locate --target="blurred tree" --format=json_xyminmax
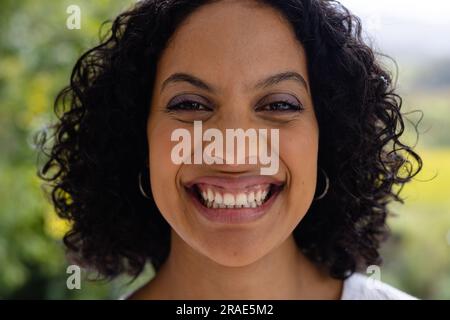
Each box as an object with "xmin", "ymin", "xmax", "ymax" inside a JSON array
[{"xmin": 0, "ymin": 0, "xmax": 146, "ymax": 299}]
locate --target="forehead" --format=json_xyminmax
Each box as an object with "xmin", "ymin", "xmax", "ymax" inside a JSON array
[{"xmin": 155, "ymin": 0, "xmax": 309, "ymax": 90}]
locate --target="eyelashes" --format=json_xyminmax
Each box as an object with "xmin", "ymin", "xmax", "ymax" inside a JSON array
[
  {"xmin": 166, "ymin": 100, "xmax": 213, "ymax": 112},
  {"xmin": 254, "ymin": 100, "xmax": 304, "ymax": 112},
  {"xmin": 165, "ymin": 95, "xmax": 304, "ymax": 114}
]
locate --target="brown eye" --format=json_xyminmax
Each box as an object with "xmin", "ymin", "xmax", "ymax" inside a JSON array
[
  {"xmin": 256, "ymin": 101, "xmax": 303, "ymax": 112},
  {"xmin": 167, "ymin": 100, "xmax": 212, "ymax": 111},
  {"xmin": 166, "ymin": 94, "xmax": 213, "ymax": 112},
  {"xmin": 255, "ymin": 93, "xmax": 304, "ymax": 113}
]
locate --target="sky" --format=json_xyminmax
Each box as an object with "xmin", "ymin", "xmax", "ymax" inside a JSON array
[
  {"xmin": 340, "ymin": 0, "xmax": 450, "ymax": 26},
  {"xmin": 339, "ymin": 0, "xmax": 450, "ymax": 61}
]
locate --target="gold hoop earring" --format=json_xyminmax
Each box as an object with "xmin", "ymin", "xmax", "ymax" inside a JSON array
[
  {"xmin": 138, "ymin": 171, "xmax": 152, "ymax": 199},
  {"xmin": 314, "ymin": 168, "xmax": 329, "ymax": 201}
]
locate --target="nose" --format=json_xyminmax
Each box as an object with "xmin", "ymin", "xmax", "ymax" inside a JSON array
[
  {"xmin": 196, "ymin": 100, "xmax": 279, "ymax": 175},
  {"xmin": 205, "ymin": 98, "xmax": 256, "ymax": 169},
  {"xmin": 213, "ymin": 95, "xmax": 254, "ymax": 128}
]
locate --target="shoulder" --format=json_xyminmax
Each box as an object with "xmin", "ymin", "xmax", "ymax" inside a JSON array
[
  {"xmin": 118, "ymin": 289, "xmax": 144, "ymax": 300},
  {"xmin": 341, "ymin": 273, "xmax": 417, "ymax": 300},
  {"xmin": 118, "ymin": 285, "xmax": 149, "ymax": 300},
  {"xmin": 118, "ymin": 280, "xmax": 165, "ymax": 300}
]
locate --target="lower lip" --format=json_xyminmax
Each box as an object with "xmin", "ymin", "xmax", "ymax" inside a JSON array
[{"xmin": 187, "ymin": 187, "xmax": 281, "ymax": 224}]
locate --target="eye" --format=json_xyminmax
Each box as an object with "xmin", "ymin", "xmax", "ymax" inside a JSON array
[
  {"xmin": 255, "ymin": 94, "xmax": 304, "ymax": 113},
  {"xmin": 256, "ymin": 101, "xmax": 303, "ymax": 112},
  {"xmin": 166, "ymin": 95, "xmax": 213, "ymax": 112},
  {"xmin": 167, "ymin": 101, "xmax": 211, "ymax": 111}
]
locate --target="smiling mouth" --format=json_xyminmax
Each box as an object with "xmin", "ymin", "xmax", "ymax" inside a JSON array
[
  {"xmin": 184, "ymin": 176, "xmax": 285, "ymax": 223},
  {"xmin": 188, "ymin": 183, "xmax": 283, "ymax": 209}
]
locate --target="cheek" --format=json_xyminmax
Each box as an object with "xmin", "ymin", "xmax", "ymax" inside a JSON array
[
  {"xmin": 147, "ymin": 119, "xmax": 182, "ymax": 221},
  {"xmin": 280, "ymin": 121, "xmax": 319, "ymax": 214}
]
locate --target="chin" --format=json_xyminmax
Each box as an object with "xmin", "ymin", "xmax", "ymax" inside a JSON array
[{"xmin": 187, "ymin": 227, "xmax": 282, "ymax": 268}]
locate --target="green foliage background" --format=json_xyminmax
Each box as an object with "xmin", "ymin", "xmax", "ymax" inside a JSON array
[{"xmin": 0, "ymin": 0, "xmax": 449, "ymax": 299}]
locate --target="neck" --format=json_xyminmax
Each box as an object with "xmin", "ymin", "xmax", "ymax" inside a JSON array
[{"xmin": 134, "ymin": 232, "xmax": 343, "ymax": 299}]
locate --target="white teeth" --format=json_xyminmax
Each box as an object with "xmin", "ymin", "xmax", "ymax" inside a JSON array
[
  {"xmin": 198, "ymin": 185, "xmax": 273, "ymax": 209},
  {"xmin": 262, "ymin": 190, "xmax": 268, "ymax": 200},
  {"xmin": 214, "ymin": 192, "xmax": 223, "ymax": 205},
  {"xmin": 248, "ymin": 191, "xmax": 255, "ymax": 203},
  {"xmin": 207, "ymin": 188, "xmax": 214, "ymax": 202},
  {"xmin": 235, "ymin": 193, "xmax": 247, "ymax": 206},
  {"xmin": 223, "ymin": 193, "xmax": 235, "ymax": 206},
  {"xmin": 255, "ymin": 190, "xmax": 262, "ymax": 202}
]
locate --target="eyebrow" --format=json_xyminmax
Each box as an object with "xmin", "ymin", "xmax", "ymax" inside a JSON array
[{"xmin": 160, "ymin": 71, "xmax": 309, "ymax": 93}]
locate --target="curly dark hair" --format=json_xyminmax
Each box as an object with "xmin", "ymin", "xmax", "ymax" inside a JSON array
[{"xmin": 37, "ymin": 0, "xmax": 422, "ymax": 280}]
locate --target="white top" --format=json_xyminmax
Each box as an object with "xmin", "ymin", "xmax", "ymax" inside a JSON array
[
  {"xmin": 341, "ymin": 273, "xmax": 417, "ymax": 300},
  {"xmin": 120, "ymin": 272, "xmax": 417, "ymax": 300}
]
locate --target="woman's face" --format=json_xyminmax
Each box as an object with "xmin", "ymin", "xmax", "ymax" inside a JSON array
[{"xmin": 147, "ymin": 0, "xmax": 319, "ymax": 267}]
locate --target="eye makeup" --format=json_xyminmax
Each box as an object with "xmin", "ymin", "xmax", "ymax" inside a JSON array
[
  {"xmin": 166, "ymin": 93, "xmax": 214, "ymax": 112},
  {"xmin": 255, "ymin": 92, "xmax": 304, "ymax": 113}
]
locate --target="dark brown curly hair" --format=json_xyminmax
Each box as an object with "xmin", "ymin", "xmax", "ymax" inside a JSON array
[{"xmin": 37, "ymin": 0, "xmax": 422, "ymax": 280}]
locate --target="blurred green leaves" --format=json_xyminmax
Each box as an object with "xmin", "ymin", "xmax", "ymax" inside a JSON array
[{"xmin": 0, "ymin": 0, "xmax": 140, "ymax": 299}]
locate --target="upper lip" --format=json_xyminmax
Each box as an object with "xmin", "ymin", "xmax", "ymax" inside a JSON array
[{"xmin": 184, "ymin": 175, "xmax": 284, "ymax": 190}]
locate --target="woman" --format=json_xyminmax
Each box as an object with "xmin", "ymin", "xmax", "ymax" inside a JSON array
[{"xmin": 38, "ymin": 0, "xmax": 422, "ymax": 299}]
